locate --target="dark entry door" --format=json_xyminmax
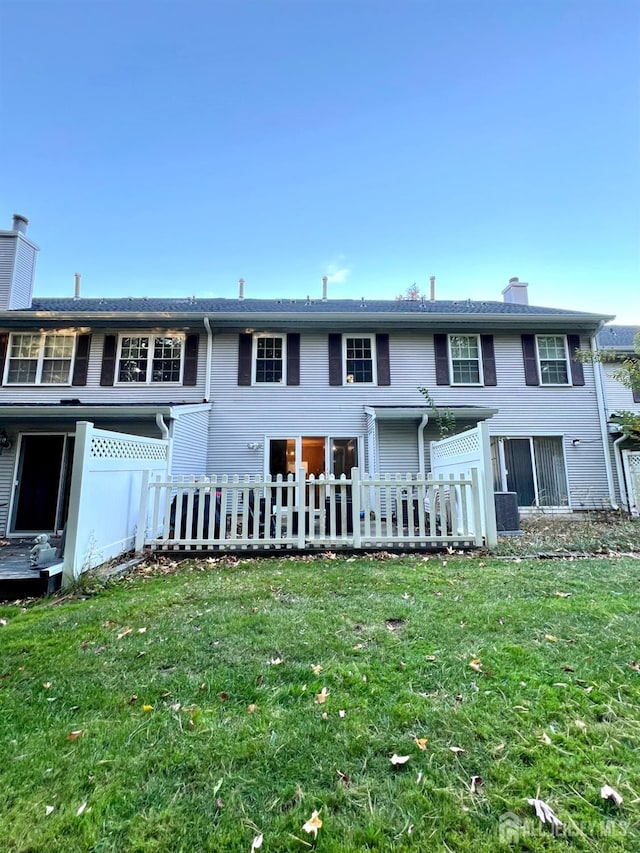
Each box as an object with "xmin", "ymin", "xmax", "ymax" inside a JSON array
[{"xmin": 12, "ymin": 434, "xmax": 67, "ymax": 532}]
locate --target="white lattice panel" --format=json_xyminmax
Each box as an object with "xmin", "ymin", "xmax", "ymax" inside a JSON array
[
  {"xmin": 90, "ymin": 436, "xmax": 167, "ymax": 461},
  {"xmin": 431, "ymin": 429, "xmax": 480, "ymax": 462}
]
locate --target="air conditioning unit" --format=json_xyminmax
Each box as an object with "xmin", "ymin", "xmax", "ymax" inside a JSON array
[{"xmin": 494, "ymin": 491, "xmax": 521, "ymax": 534}]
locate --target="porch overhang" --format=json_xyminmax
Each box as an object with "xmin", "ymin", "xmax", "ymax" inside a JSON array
[
  {"xmin": 364, "ymin": 405, "xmax": 498, "ymax": 422},
  {"xmin": 0, "ymin": 402, "xmax": 212, "ymax": 424}
]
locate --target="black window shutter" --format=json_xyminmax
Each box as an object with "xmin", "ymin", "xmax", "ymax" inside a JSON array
[
  {"xmin": 71, "ymin": 334, "xmax": 91, "ymax": 386},
  {"xmin": 567, "ymin": 334, "xmax": 585, "ymax": 386},
  {"xmin": 434, "ymin": 334, "xmax": 450, "ymax": 385},
  {"xmin": 480, "ymin": 335, "xmax": 497, "ymax": 386},
  {"xmin": 238, "ymin": 333, "xmax": 252, "ymax": 386},
  {"xmin": 100, "ymin": 335, "xmax": 117, "ymax": 386},
  {"xmin": 287, "ymin": 333, "xmax": 300, "ymax": 386},
  {"xmin": 521, "ymin": 335, "xmax": 539, "ymax": 386},
  {"xmin": 376, "ymin": 333, "xmax": 390, "ymax": 386},
  {"xmin": 328, "ymin": 333, "xmax": 342, "ymax": 386},
  {"xmin": 183, "ymin": 334, "xmax": 199, "ymax": 386},
  {"xmin": 0, "ymin": 333, "xmax": 8, "ymax": 380}
]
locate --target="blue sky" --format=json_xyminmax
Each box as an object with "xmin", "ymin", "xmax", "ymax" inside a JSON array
[{"xmin": 1, "ymin": 0, "xmax": 639, "ymax": 321}]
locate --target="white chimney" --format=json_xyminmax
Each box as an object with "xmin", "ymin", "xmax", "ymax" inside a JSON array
[
  {"xmin": 238, "ymin": 277, "xmax": 245, "ymax": 300},
  {"xmin": 74, "ymin": 273, "xmax": 81, "ymax": 299},
  {"xmin": 12, "ymin": 214, "xmax": 28, "ymax": 234},
  {"xmin": 502, "ymin": 276, "xmax": 528, "ymax": 305},
  {"xmin": 322, "ymin": 275, "xmax": 328, "ymax": 301}
]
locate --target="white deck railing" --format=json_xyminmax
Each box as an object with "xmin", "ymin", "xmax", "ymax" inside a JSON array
[{"xmin": 137, "ymin": 467, "xmax": 484, "ymax": 552}]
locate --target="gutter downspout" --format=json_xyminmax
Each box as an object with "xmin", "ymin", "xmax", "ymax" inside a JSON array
[
  {"xmin": 612, "ymin": 433, "xmax": 628, "ymax": 510},
  {"xmin": 203, "ymin": 317, "xmax": 213, "ymax": 402},
  {"xmin": 156, "ymin": 413, "xmax": 172, "ymax": 474},
  {"xmin": 590, "ymin": 334, "xmax": 618, "ymax": 509},
  {"xmin": 417, "ymin": 414, "xmax": 429, "ymax": 475}
]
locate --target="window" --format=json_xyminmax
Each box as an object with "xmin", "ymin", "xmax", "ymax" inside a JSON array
[
  {"xmin": 344, "ymin": 336, "xmax": 375, "ymax": 384},
  {"xmin": 492, "ymin": 436, "xmax": 569, "ymax": 507},
  {"xmin": 117, "ymin": 335, "xmax": 183, "ymax": 383},
  {"xmin": 449, "ymin": 334, "xmax": 482, "ymax": 384},
  {"xmin": 254, "ymin": 335, "xmax": 284, "ymax": 383},
  {"xmin": 5, "ymin": 332, "xmax": 75, "ymax": 385},
  {"xmin": 537, "ymin": 336, "xmax": 569, "ymax": 385}
]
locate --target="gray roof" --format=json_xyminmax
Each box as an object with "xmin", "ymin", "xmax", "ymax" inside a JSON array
[
  {"xmin": 26, "ymin": 296, "xmax": 605, "ymax": 317},
  {"xmin": 597, "ymin": 325, "xmax": 639, "ymax": 351}
]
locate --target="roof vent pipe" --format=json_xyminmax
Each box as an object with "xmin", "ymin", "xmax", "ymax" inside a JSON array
[
  {"xmin": 429, "ymin": 276, "xmax": 436, "ymax": 301},
  {"xmin": 12, "ymin": 214, "xmax": 28, "ymax": 235},
  {"xmin": 238, "ymin": 278, "xmax": 245, "ymax": 300},
  {"xmin": 74, "ymin": 273, "xmax": 81, "ymax": 299},
  {"xmin": 322, "ymin": 276, "xmax": 328, "ymax": 301}
]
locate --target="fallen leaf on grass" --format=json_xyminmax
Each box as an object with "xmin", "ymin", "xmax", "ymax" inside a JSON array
[
  {"xmin": 117, "ymin": 627, "xmax": 132, "ymax": 640},
  {"xmin": 470, "ymin": 776, "xmax": 483, "ymax": 793},
  {"xmin": 45, "ymin": 805, "xmax": 54, "ymax": 816},
  {"xmin": 311, "ymin": 664, "xmax": 323, "ymax": 675},
  {"xmin": 555, "ymin": 591, "xmax": 572, "ymax": 598},
  {"xmin": 353, "ymin": 643, "xmax": 365, "ymax": 650},
  {"xmin": 336, "ymin": 769, "xmax": 350, "ymax": 787},
  {"xmin": 544, "ymin": 634, "xmax": 557, "ymax": 643},
  {"xmin": 137, "ymin": 627, "xmax": 147, "ymax": 634},
  {"xmin": 269, "ymin": 657, "xmax": 283, "ymax": 666},
  {"xmin": 629, "ymin": 661, "xmax": 640, "ymax": 672},
  {"xmin": 528, "ymin": 798, "xmax": 562, "ymax": 828},
  {"xmin": 212, "ymin": 778, "xmax": 223, "ymax": 796},
  {"xmin": 315, "ymin": 687, "xmax": 328, "ymax": 705},
  {"xmin": 247, "ymin": 704, "xmax": 258, "ymax": 713},
  {"xmin": 574, "ymin": 720, "xmax": 587, "ymax": 731},
  {"xmin": 601, "ymin": 785, "xmax": 623, "ymax": 806},
  {"xmin": 425, "ymin": 655, "xmax": 437, "ymax": 662},
  {"xmin": 390, "ymin": 753, "xmax": 411, "ymax": 766},
  {"xmin": 76, "ymin": 801, "xmax": 87, "ymax": 816},
  {"xmin": 251, "ymin": 834, "xmax": 263, "ymax": 851},
  {"xmin": 416, "ymin": 771, "xmax": 423, "ymax": 784},
  {"xmin": 540, "ymin": 731, "xmax": 552, "ymax": 745},
  {"xmin": 321, "ymin": 712, "xmax": 328, "ymax": 720},
  {"xmin": 469, "ymin": 659, "xmax": 482, "ymax": 673},
  {"xmin": 0, "ymin": 619, "xmax": 7, "ymax": 627},
  {"xmin": 42, "ymin": 681, "xmax": 52, "ymax": 689},
  {"xmin": 449, "ymin": 746, "xmax": 465, "ymax": 754},
  {"xmin": 338, "ymin": 709, "xmax": 346, "ymax": 718},
  {"xmin": 513, "ymin": 705, "xmax": 529, "ymax": 712},
  {"xmin": 142, "ymin": 704, "xmax": 153, "ymax": 712},
  {"xmin": 67, "ymin": 730, "xmax": 83, "ymax": 741},
  {"xmin": 414, "ymin": 737, "xmax": 428, "ymax": 751},
  {"xmin": 302, "ymin": 810, "xmax": 322, "ymax": 839},
  {"xmin": 562, "ymin": 664, "xmax": 575, "ymax": 672}
]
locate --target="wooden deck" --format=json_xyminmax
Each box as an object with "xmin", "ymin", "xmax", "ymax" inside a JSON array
[{"xmin": 0, "ymin": 539, "xmax": 63, "ymax": 599}]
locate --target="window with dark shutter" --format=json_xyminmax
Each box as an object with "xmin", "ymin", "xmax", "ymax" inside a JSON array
[
  {"xmin": 328, "ymin": 334, "xmax": 342, "ymax": 386},
  {"xmin": 100, "ymin": 335, "xmax": 117, "ymax": 386},
  {"xmin": 287, "ymin": 333, "xmax": 300, "ymax": 386},
  {"xmin": 72, "ymin": 334, "xmax": 91, "ymax": 386},
  {"xmin": 0, "ymin": 333, "xmax": 8, "ymax": 380},
  {"xmin": 521, "ymin": 335, "xmax": 540, "ymax": 386},
  {"xmin": 434, "ymin": 334, "xmax": 450, "ymax": 385},
  {"xmin": 567, "ymin": 335, "xmax": 585, "ymax": 386},
  {"xmin": 481, "ymin": 335, "xmax": 497, "ymax": 386},
  {"xmin": 182, "ymin": 334, "xmax": 199, "ymax": 386},
  {"xmin": 376, "ymin": 334, "xmax": 390, "ymax": 386},
  {"xmin": 238, "ymin": 333, "xmax": 252, "ymax": 386}
]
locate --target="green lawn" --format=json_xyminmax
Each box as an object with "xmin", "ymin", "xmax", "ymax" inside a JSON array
[{"xmin": 1, "ymin": 553, "xmax": 639, "ymax": 851}]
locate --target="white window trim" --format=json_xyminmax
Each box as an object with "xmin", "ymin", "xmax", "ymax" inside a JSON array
[
  {"xmin": 115, "ymin": 333, "xmax": 185, "ymax": 385},
  {"xmin": 535, "ymin": 335, "xmax": 572, "ymax": 387},
  {"xmin": 448, "ymin": 333, "xmax": 483, "ymax": 386},
  {"xmin": 252, "ymin": 333, "xmax": 286, "ymax": 385},
  {"xmin": 3, "ymin": 331, "xmax": 77, "ymax": 386},
  {"xmin": 342, "ymin": 334, "xmax": 377, "ymax": 386}
]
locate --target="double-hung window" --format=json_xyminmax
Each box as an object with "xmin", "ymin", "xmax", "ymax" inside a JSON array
[
  {"xmin": 254, "ymin": 335, "xmax": 284, "ymax": 383},
  {"xmin": 344, "ymin": 336, "xmax": 375, "ymax": 384},
  {"xmin": 5, "ymin": 332, "xmax": 75, "ymax": 384},
  {"xmin": 536, "ymin": 336, "xmax": 569, "ymax": 385},
  {"xmin": 117, "ymin": 335, "xmax": 183, "ymax": 384},
  {"xmin": 449, "ymin": 334, "xmax": 482, "ymax": 384}
]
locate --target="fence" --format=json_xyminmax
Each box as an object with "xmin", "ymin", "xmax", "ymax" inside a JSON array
[
  {"xmin": 63, "ymin": 422, "xmax": 169, "ymax": 584},
  {"xmin": 137, "ymin": 466, "xmax": 485, "ymax": 553}
]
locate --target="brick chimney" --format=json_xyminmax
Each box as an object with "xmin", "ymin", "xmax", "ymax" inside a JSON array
[
  {"xmin": 0, "ymin": 214, "xmax": 39, "ymax": 310},
  {"xmin": 502, "ymin": 276, "xmax": 528, "ymax": 305}
]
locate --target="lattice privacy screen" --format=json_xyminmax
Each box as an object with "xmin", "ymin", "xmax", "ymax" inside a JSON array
[{"xmin": 90, "ymin": 435, "xmax": 167, "ymax": 461}]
